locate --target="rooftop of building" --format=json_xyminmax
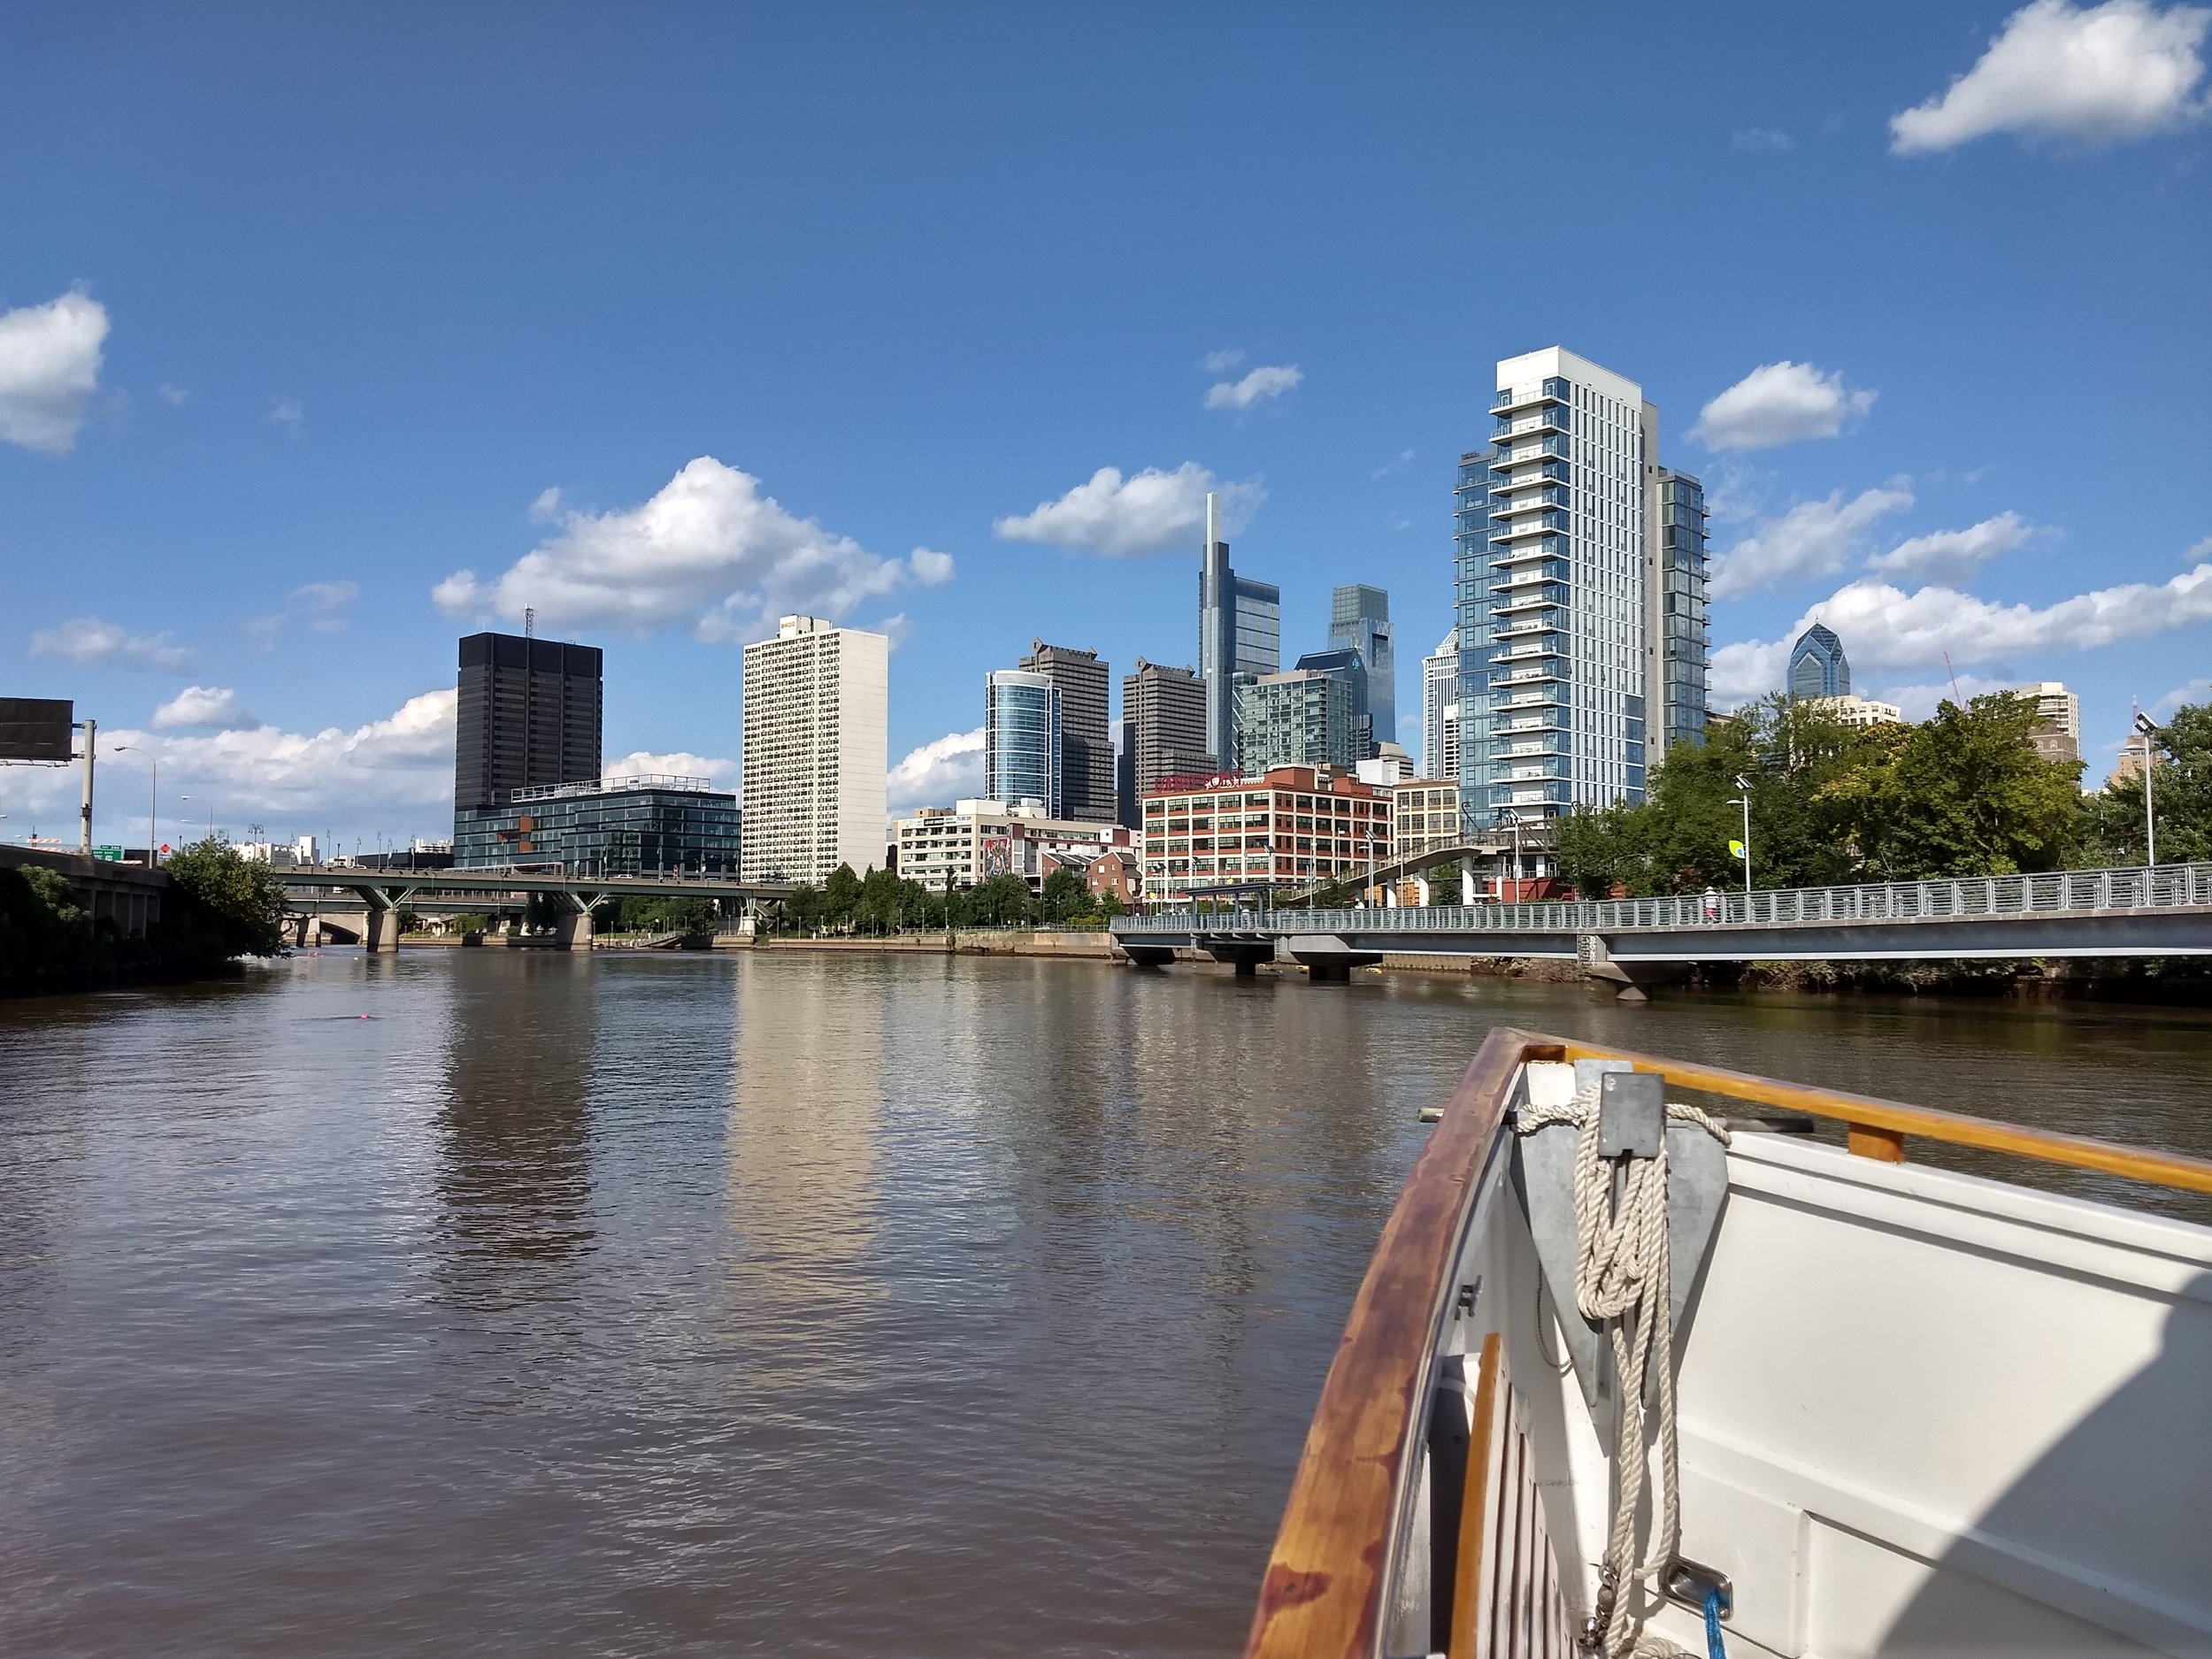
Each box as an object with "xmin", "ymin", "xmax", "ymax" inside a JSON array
[{"xmin": 507, "ymin": 773, "xmax": 729, "ymax": 803}]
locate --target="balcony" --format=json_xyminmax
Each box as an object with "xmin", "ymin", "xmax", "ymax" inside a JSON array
[
  {"xmin": 1493, "ymin": 408, "xmax": 1571, "ymax": 442},
  {"xmin": 1488, "ymin": 485, "xmax": 1568, "ymax": 518}
]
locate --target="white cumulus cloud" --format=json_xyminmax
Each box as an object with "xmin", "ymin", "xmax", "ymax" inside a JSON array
[
  {"xmin": 1205, "ymin": 364, "xmax": 1302, "ymax": 411},
  {"xmin": 910, "ymin": 547, "xmax": 956, "ymax": 587},
  {"xmin": 992, "ymin": 463, "xmax": 1263, "ymax": 557},
  {"xmin": 604, "ymin": 749, "xmax": 738, "ymax": 791},
  {"xmin": 1709, "ymin": 558, "xmax": 2212, "ymax": 702},
  {"xmin": 152, "ymin": 686, "xmax": 260, "ymax": 731},
  {"xmin": 30, "ymin": 615, "xmax": 193, "ymax": 672},
  {"xmin": 434, "ymin": 457, "xmax": 932, "ymax": 641},
  {"xmin": 1709, "ymin": 484, "xmax": 1916, "ymax": 598},
  {"xmin": 1866, "ymin": 511, "xmax": 2034, "ymax": 583},
  {"xmin": 887, "ymin": 726, "xmax": 986, "ymax": 814},
  {"xmin": 1691, "ymin": 361, "xmax": 1878, "ymax": 452},
  {"xmin": 0, "ymin": 290, "xmax": 109, "ymax": 455},
  {"xmin": 0, "ymin": 688, "xmax": 462, "ymax": 844},
  {"xmin": 1892, "ymin": 0, "xmax": 2210, "ymax": 153}
]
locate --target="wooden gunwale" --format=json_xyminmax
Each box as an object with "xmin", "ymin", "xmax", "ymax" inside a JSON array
[
  {"xmin": 1558, "ymin": 1037, "xmax": 2212, "ymax": 1195},
  {"xmin": 1242, "ymin": 1026, "xmax": 1551, "ymax": 1659},
  {"xmin": 1242, "ymin": 1026, "xmax": 2212, "ymax": 1659}
]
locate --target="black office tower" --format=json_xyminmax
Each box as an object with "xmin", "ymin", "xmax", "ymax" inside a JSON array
[
  {"xmin": 1018, "ymin": 640, "xmax": 1115, "ymax": 823},
  {"xmin": 454, "ymin": 633, "xmax": 603, "ymax": 811}
]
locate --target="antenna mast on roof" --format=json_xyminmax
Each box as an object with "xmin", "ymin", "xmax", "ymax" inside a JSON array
[
  {"xmin": 1943, "ymin": 651, "xmax": 1962, "ymax": 706},
  {"xmin": 524, "ymin": 606, "xmax": 535, "ymax": 639}
]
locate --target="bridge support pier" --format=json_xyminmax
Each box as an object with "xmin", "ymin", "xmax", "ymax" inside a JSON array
[
  {"xmin": 1287, "ymin": 934, "xmax": 1384, "ymax": 984},
  {"xmin": 1577, "ymin": 933, "xmax": 1686, "ymax": 1002},
  {"xmin": 1461, "ymin": 856, "xmax": 1479, "ymax": 906},
  {"xmin": 554, "ymin": 908, "xmax": 595, "ymax": 952},
  {"xmin": 365, "ymin": 908, "xmax": 403, "ymax": 953}
]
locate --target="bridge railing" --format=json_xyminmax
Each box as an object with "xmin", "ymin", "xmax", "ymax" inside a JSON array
[{"xmin": 1117, "ymin": 862, "xmax": 2212, "ymax": 936}]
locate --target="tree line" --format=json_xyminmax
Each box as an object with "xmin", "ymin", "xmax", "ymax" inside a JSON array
[
  {"xmin": 1555, "ymin": 691, "xmax": 2211, "ymax": 899},
  {"xmin": 772, "ymin": 864, "xmax": 1123, "ymax": 936}
]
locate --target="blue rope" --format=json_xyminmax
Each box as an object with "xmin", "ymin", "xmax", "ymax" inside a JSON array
[{"xmin": 1703, "ymin": 1586, "xmax": 1726, "ymax": 1659}]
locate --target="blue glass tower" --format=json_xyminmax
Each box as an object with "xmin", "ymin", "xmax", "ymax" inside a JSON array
[
  {"xmin": 1788, "ymin": 625, "xmax": 1851, "ymax": 700},
  {"xmin": 1328, "ymin": 585, "xmax": 1394, "ymax": 750},
  {"xmin": 984, "ymin": 669, "xmax": 1063, "ymax": 813}
]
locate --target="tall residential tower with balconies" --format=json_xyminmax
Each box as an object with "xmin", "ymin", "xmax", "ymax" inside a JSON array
[{"xmin": 1462, "ymin": 347, "xmax": 1708, "ymax": 825}]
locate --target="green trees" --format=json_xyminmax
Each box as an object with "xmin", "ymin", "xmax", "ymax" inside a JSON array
[
  {"xmin": 2, "ymin": 836, "xmax": 286, "ymax": 995},
  {"xmin": 1555, "ymin": 692, "xmax": 2087, "ymax": 898},
  {"xmin": 768, "ymin": 860, "xmax": 1118, "ymax": 935},
  {"xmin": 161, "ymin": 837, "xmax": 288, "ymax": 957},
  {"xmin": 2085, "ymin": 701, "xmax": 2212, "ymax": 865}
]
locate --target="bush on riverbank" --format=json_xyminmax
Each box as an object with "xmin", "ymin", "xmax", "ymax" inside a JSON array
[{"xmin": 0, "ymin": 838, "xmax": 288, "ymax": 997}]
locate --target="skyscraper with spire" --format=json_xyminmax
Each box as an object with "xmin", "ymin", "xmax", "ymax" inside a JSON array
[{"xmin": 1196, "ymin": 491, "xmax": 1279, "ymax": 769}]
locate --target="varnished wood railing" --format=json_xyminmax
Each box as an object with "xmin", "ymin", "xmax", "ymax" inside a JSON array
[
  {"xmin": 1556, "ymin": 1038, "xmax": 2212, "ymax": 1195},
  {"xmin": 1242, "ymin": 1027, "xmax": 2212, "ymax": 1659},
  {"xmin": 1244, "ymin": 1027, "xmax": 1552, "ymax": 1659}
]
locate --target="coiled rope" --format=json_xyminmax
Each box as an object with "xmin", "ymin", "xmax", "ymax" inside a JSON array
[{"xmin": 1517, "ymin": 1079, "xmax": 1729, "ymax": 1658}]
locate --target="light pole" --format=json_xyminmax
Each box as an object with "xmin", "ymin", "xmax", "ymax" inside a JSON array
[
  {"xmin": 179, "ymin": 795, "xmax": 215, "ymax": 840},
  {"xmin": 2133, "ymin": 710, "xmax": 2161, "ymax": 867},
  {"xmin": 111, "ymin": 746, "xmax": 157, "ymax": 865},
  {"xmin": 1730, "ymin": 774, "xmax": 1754, "ymax": 895},
  {"xmin": 1494, "ymin": 807, "xmax": 1525, "ymax": 902}
]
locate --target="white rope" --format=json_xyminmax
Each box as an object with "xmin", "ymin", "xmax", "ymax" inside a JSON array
[{"xmin": 1517, "ymin": 1079, "xmax": 1729, "ymax": 1658}]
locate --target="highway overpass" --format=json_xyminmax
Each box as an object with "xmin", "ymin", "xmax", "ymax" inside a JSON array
[{"xmin": 272, "ymin": 864, "xmax": 795, "ymax": 951}]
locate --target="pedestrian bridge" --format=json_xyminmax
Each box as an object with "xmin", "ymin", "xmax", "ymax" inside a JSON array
[
  {"xmin": 272, "ymin": 864, "xmax": 794, "ymax": 951},
  {"xmin": 1111, "ymin": 863, "xmax": 2212, "ymax": 996}
]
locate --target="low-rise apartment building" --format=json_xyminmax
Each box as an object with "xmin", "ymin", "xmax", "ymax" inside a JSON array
[
  {"xmin": 1140, "ymin": 765, "xmax": 1392, "ymax": 903},
  {"xmin": 894, "ymin": 799, "xmax": 1130, "ymax": 894}
]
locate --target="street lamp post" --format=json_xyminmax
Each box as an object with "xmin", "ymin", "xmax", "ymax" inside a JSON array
[
  {"xmin": 111, "ymin": 746, "xmax": 157, "ymax": 866},
  {"xmin": 2133, "ymin": 711, "xmax": 2161, "ymax": 867},
  {"xmin": 1730, "ymin": 774, "xmax": 1754, "ymax": 896}
]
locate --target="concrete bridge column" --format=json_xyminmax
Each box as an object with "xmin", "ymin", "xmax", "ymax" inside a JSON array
[
  {"xmin": 554, "ymin": 907, "xmax": 595, "ymax": 951},
  {"xmin": 1461, "ymin": 856, "xmax": 1478, "ymax": 906},
  {"xmin": 1411, "ymin": 872, "xmax": 1431, "ymax": 907},
  {"xmin": 365, "ymin": 908, "xmax": 403, "ymax": 953}
]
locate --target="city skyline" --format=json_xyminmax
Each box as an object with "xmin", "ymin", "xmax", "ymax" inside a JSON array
[{"xmin": 4, "ymin": 4, "xmax": 2209, "ymax": 851}]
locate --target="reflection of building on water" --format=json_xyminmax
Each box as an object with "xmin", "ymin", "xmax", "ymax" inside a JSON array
[
  {"xmin": 728, "ymin": 956, "xmax": 887, "ymax": 1343},
  {"xmin": 434, "ymin": 955, "xmax": 600, "ymax": 1293}
]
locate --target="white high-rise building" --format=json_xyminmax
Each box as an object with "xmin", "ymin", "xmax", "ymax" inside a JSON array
[
  {"xmin": 1422, "ymin": 631, "xmax": 1459, "ymax": 780},
  {"xmin": 741, "ymin": 616, "xmax": 889, "ymax": 882},
  {"xmin": 1470, "ymin": 347, "xmax": 1707, "ymax": 818}
]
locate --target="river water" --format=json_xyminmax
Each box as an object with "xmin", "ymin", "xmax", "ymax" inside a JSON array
[{"xmin": 2, "ymin": 950, "xmax": 2208, "ymax": 1657}]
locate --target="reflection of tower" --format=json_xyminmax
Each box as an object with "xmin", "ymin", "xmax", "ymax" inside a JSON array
[
  {"xmin": 728, "ymin": 956, "xmax": 886, "ymax": 1343},
  {"xmin": 434, "ymin": 954, "xmax": 600, "ymax": 1295}
]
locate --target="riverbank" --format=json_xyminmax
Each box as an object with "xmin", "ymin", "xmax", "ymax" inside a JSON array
[{"xmin": 733, "ymin": 930, "xmax": 2212, "ymax": 1006}]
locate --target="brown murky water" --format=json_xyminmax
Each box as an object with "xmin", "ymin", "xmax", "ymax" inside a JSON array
[{"xmin": 3, "ymin": 951, "xmax": 2207, "ymax": 1656}]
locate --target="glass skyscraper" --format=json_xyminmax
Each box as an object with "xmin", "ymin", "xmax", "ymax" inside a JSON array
[
  {"xmin": 1453, "ymin": 449, "xmax": 1494, "ymax": 833},
  {"xmin": 1788, "ymin": 624, "xmax": 1851, "ymax": 699},
  {"xmin": 1327, "ymin": 584, "xmax": 1394, "ymax": 749},
  {"xmin": 984, "ymin": 668, "xmax": 1063, "ymax": 813},
  {"xmin": 1198, "ymin": 491, "xmax": 1279, "ymax": 768},
  {"xmin": 1651, "ymin": 470, "xmax": 1710, "ymax": 755}
]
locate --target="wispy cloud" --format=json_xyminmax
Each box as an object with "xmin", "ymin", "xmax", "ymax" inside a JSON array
[
  {"xmin": 1865, "ymin": 511, "xmax": 2034, "ymax": 583},
  {"xmin": 1205, "ymin": 364, "xmax": 1302, "ymax": 412},
  {"xmin": 244, "ymin": 580, "xmax": 359, "ymax": 649},
  {"xmin": 30, "ymin": 615, "xmax": 192, "ymax": 672},
  {"xmin": 1892, "ymin": 0, "xmax": 2211, "ymax": 153},
  {"xmin": 1709, "ymin": 484, "xmax": 1915, "ymax": 597},
  {"xmin": 1732, "ymin": 127, "xmax": 1796, "ymax": 150},
  {"xmin": 1201, "ymin": 347, "xmax": 1245, "ymax": 373}
]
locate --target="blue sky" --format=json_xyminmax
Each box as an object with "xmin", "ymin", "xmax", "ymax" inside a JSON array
[{"xmin": 4, "ymin": 1, "xmax": 2208, "ymax": 853}]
